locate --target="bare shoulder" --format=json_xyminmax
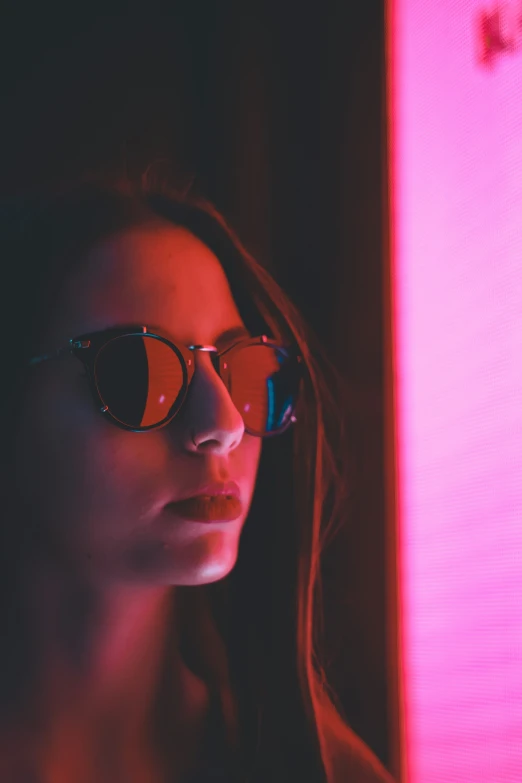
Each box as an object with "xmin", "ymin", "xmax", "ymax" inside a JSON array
[{"xmin": 324, "ymin": 719, "xmax": 397, "ymax": 783}]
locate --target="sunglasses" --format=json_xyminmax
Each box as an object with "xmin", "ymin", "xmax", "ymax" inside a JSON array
[{"xmin": 28, "ymin": 325, "xmax": 304, "ymax": 437}]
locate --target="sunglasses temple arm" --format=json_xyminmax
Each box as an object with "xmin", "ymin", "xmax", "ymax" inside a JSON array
[{"xmin": 28, "ymin": 343, "xmax": 74, "ymax": 366}]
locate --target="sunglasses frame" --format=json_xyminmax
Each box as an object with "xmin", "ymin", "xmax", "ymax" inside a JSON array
[{"xmin": 29, "ymin": 325, "xmax": 304, "ymax": 436}]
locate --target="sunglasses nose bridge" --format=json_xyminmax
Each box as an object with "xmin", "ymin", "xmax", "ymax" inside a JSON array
[
  {"xmin": 186, "ymin": 343, "xmax": 221, "ymax": 376},
  {"xmin": 187, "ymin": 344, "xmax": 218, "ymax": 354}
]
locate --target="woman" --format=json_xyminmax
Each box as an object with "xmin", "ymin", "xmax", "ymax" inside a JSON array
[{"xmin": 0, "ymin": 169, "xmax": 396, "ymax": 783}]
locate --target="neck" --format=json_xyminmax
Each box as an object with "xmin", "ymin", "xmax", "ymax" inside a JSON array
[{"xmin": 23, "ymin": 562, "xmax": 210, "ymax": 777}]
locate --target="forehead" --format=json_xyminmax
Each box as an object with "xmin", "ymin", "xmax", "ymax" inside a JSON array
[{"xmin": 49, "ymin": 221, "xmax": 245, "ymax": 345}]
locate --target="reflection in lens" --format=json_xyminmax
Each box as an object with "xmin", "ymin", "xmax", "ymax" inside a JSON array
[
  {"xmin": 227, "ymin": 344, "xmax": 298, "ymax": 434},
  {"xmin": 95, "ymin": 335, "xmax": 185, "ymax": 428}
]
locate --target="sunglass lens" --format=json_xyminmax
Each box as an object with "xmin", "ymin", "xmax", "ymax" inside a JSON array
[
  {"xmin": 225, "ymin": 344, "xmax": 299, "ymax": 435},
  {"xmin": 95, "ymin": 335, "xmax": 185, "ymax": 429}
]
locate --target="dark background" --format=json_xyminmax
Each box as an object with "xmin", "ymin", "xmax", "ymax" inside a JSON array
[{"xmin": 0, "ymin": 1, "xmax": 392, "ymax": 771}]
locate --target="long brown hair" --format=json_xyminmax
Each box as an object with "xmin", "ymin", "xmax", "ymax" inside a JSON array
[{"xmin": 0, "ymin": 167, "xmax": 358, "ymax": 782}]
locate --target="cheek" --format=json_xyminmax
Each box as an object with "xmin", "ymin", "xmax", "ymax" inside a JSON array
[{"xmin": 15, "ymin": 372, "xmax": 170, "ymax": 549}]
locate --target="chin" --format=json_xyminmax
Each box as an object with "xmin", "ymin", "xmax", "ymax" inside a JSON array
[
  {"xmin": 168, "ymin": 549, "xmax": 239, "ymax": 586},
  {"xmin": 104, "ymin": 530, "xmax": 239, "ymax": 586}
]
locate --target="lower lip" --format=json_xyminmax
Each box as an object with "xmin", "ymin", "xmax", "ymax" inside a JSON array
[{"xmin": 164, "ymin": 495, "xmax": 243, "ymax": 523}]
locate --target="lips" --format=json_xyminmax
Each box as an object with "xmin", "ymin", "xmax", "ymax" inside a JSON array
[
  {"xmin": 173, "ymin": 480, "xmax": 241, "ymax": 503},
  {"xmin": 165, "ymin": 480, "xmax": 242, "ymax": 522},
  {"xmin": 165, "ymin": 494, "xmax": 243, "ymax": 522}
]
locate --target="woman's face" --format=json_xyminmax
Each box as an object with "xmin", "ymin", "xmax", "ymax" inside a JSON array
[{"xmin": 15, "ymin": 220, "xmax": 263, "ymax": 587}]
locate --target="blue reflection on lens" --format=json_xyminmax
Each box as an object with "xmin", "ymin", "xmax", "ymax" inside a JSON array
[{"xmin": 266, "ymin": 379, "xmax": 275, "ymax": 431}]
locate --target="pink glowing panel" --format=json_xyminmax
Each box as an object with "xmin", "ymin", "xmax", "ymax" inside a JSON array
[{"xmin": 388, "ymin": 1, "xmax": 522, "ymax": 782}]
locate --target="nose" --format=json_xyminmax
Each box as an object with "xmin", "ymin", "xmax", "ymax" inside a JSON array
[{"xmin": 179, "ymin": 350, "xmax": 245, "ymax": 454}]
